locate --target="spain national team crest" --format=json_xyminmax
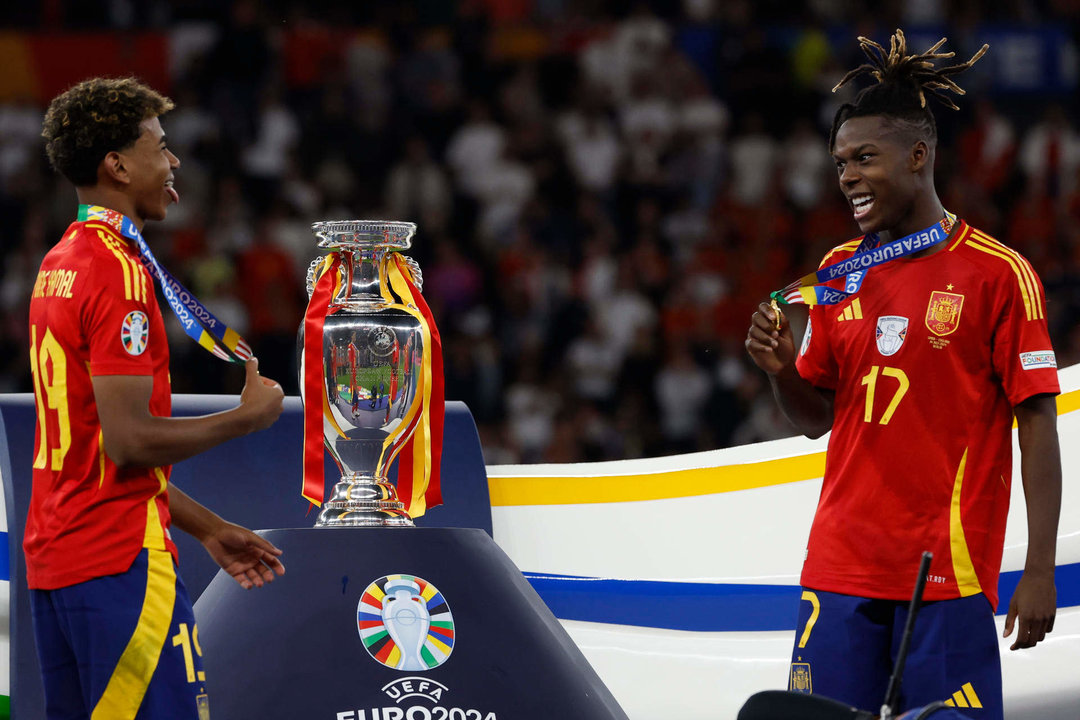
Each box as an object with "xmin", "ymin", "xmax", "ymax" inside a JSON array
[
  {"xmin": 358, "ymin": 574, "xmax": 455, "ymax": 671},
  {"xmin": 875, "ymin": 316, "xmax": 908, "ymax": 356},
  {"xmin": 789, "ymin": 662, "xmax": 812, "ymax": 694},
  {"xmin": 925, "ymin": 291, "xmax": 964, "ymax": 336},
  {"xmin": 196, "ymin": 693, "xmax": 210, "ymax": 720},
  {"xmin": 121, "ymin": 311, "xmax": 149, "ymax": 355}
]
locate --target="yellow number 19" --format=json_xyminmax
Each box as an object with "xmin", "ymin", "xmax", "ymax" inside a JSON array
[
  {"xmin": 172, "ymin": 622, "xmax": 206, "ymax": 683},
  {"xmin": 30, "ymin": 325, "xmax": 71, "ymax": 470}
]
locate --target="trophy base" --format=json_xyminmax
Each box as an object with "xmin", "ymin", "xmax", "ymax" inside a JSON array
[
  {"xmin": 314, "ymin": 478, "xmax": 415, "ymax": 528},
  {"xmin": 315, "ymin": 506, "xmax": 414, "ymax": 528}
]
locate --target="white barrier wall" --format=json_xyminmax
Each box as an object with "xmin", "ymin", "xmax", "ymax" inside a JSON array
[
  {"xmin": 0, "ymin": 366, "xmax": 1076, "ymax": 718},
  {"xmin": 488, "ymin": 364, "xmax": 1080, "ymax": 719}
]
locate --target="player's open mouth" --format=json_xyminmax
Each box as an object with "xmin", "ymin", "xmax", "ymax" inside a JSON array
[
  {"xmin": 165, "ymin": 179, "xmax": 179, "ymax": 204},
  {"xmin": 851, "ymin": 194, "xmax": 873, "ymax": 220}
]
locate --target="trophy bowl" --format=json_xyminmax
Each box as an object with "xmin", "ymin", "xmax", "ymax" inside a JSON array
[{"xmin": 300, "ymin": 220, "xmax": 425, "ymax": 527}]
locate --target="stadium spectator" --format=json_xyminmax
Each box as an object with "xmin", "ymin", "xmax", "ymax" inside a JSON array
[{"xmin": 0, "ymin": 1, "xmax": 1077, "ymax": 465}]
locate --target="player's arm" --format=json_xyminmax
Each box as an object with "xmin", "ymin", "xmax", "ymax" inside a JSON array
[
  {"xmin": 745, "ymin": 301, "xmax": 834, "ymax": 438},
  {"xmin": 169, "ymin": 485, "xmax": 284, "ymax": 589},
  {"xmin": 1004, "ymin": 392, "xmax": 1061, "ymax": 650},
  {"xmin": 93, "ymin": 357, "xmax": 283, "ymax": 468}
]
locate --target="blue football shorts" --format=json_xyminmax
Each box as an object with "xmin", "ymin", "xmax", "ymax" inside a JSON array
[
  {"xmin": 31, "ymin": 548, "xmax": 210, "ymax": 720},
  {"xmin": 787, "ymin": 589, "xmax": 1002, "ymax": 719}
]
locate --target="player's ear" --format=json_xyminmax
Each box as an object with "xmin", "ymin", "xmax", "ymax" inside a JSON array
[
  {"xmin": 100, "ymin": 151, "xmax": 129, "ymax": 185},
  {"xmin": 910, "ymin": 140, "xmax": 931, "ymax": 173}
]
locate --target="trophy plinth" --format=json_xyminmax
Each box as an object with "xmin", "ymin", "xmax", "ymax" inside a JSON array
[
  {"xmin": 301, "ymin": 220, "xmax": 425, "ymax": 528},
  {"xmin": 315, "ymin": 474, "xmax": 412, "ymax": 527}
]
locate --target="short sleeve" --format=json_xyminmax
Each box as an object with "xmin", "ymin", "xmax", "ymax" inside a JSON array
[
  {"xmin": 990, "ymin": 260, "xmax": 1060, "ymax": 405},
  {"xmin": 796, "ymin": 304, "xmax": 838, "ymax": 390},
  {"xmin": 82, "ymin": 251, "xmax": 156, "ymax": 377}
]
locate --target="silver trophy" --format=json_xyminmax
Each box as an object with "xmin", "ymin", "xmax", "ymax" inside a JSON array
[{"xmin": 301, "ymin": 220, "xmax": 425, "ymax": 527}]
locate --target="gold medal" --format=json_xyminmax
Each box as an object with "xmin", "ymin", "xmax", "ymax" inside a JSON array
[{"xmin": 769, "ymin": 297, "xmax": 784, "ymax": 331}]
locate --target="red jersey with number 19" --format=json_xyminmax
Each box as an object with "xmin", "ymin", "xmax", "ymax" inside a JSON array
[
  {"xmin": 25, "ymin": 219, "xmax": 178, "ymax": 590},
  {"xmin": 795, "ymin": 220, "xmax": 1059, "ymax": 609}
]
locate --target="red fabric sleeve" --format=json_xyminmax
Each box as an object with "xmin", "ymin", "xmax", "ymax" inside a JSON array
[
  {"xmin": 795, "ymin": 304, "xmax": 838, "ymax": 390},
  {"xmin": 82, "ymin": 253, "xmax": 156, "ymax": 377},
  {"xmin": 990, "ymin": 260, "xmax": 1060, "ymax": 405}
]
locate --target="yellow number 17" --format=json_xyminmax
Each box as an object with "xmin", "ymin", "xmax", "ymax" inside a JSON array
[
  {"xmin": 30, "ymin": 325, "xmax": 71, "ymax": 470},
  {"xmin": 860, "ymin": 365, "xmax": 909, "ymax": 425}
]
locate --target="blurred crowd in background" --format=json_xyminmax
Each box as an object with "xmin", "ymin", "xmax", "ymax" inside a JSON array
[{"xmin": 2, "ymin": 0, "xmax": 1079, "ymax": 464}]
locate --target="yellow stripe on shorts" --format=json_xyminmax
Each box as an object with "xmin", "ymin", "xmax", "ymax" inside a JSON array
[{"xmin": 92, "ymin": 549, "xmax": 177, "ymax": 720}]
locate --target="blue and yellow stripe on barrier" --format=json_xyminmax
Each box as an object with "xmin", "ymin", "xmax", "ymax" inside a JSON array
[
  {"xmin": 525, "ymin": 562, "xmax": 1080, "ymax": 632},
  {"xmin": 489, "ymin": 452, "xmax": 827, "ymax": 506},
  {"xmin": 491, "ymin": 387, "xmax": 1079, "ymax": 507}
]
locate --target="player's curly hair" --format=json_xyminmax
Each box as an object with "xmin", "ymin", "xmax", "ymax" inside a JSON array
[
  {"xmin": 827, "ymin": 30, "xmax": 988, "ymax": 151},
  {"xmin": 41, "ymin": 77, "xmax": 174, "ymax": 186}
]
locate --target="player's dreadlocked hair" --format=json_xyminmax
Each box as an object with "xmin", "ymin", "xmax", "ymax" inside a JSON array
[
  {"xmin": 42, "ymin": 77, "xmax": 174, "ymax": 186},
  {"xmin": 827, "ymin": 30, "xmax": 988, "ymax": 152}
]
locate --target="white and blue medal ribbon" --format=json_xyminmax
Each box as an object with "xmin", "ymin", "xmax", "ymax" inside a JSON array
[
  {"xmin": 772, "ymin": 211, "xmax": 957, "ymax": 308},
  {"xmin": 79, "ymin": 204, "xmax": 253, "ymax": 363}
]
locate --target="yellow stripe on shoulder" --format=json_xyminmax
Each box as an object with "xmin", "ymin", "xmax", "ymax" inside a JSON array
[
  {"xmin": 946, "ymin": 223, "xmax": 972, "ymax": 251},
  {"xmin": 965, "ymin": 230, "xmax": 1043, "ymax": 320},
  {"xmin": 84, "ymin": 221, "xmax": 125, "ymax": 242},
  {"xmin": 97, "ymin": 231, "xmax": 133, "ymax": 301},
  {"xmin": 819, "ymin": 239, "xmax": 862, "ymax": 268},
  {"xmin": 94, "ymin": 230, "xmax": 149, "ymax": 303},
  {"xmin": 969, "ymin": 230, "xmax": 1042, "ymax": 315}
]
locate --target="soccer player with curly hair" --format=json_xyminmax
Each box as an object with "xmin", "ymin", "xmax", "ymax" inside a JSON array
[
  {"xmin": 746, "ymin": 32, "xmax": 1061, "ymax": 718},
  {"xmin": 29, "ymin": 76, "xmax": 286, "ymax": 719}
]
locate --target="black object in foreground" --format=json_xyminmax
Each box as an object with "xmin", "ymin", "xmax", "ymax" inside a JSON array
[
  {"xmin": 881, "ymin": 550, "xmax": 934, "ymax": 719},
  {"xmin": 738, "ymin": 690, "xmax": 876, "ymax": 720}
]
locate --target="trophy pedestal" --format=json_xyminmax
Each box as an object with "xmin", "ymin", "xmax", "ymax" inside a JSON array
[
  {"xmin": 316, "ymin": 477, "xmax": 414, "ymax": 527},
  {"xmin": 194, "ymin": 527, "xmax": 628, "ymax": 720},
  {"xmin": 316, "ymin": 507, "xmax": 413, "ymax": 527}
]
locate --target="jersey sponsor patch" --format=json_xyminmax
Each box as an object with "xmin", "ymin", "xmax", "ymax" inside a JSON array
[
  {"xmin": 800, "ymin": 316, "xmax": 812, "ymax": 356},
  {"xmin": 1019, "ymin": 350, "xmax": 1056, "ymax": 370},
  {"xmin": 875, "ymin": 316, "xmax": 908, "ymax": 356},
  {"xmin": 121, "ymin": 311, "xmax": 149, "ymax": 355}
]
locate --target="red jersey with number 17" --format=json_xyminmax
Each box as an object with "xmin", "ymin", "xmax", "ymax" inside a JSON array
[
  {"xmin": 24, "ymin": 218, "xmax": 178, "ymax": 590},
  {"xmin": 795, "ymin": 220, "xmax": 1059, "ymax": 609}
]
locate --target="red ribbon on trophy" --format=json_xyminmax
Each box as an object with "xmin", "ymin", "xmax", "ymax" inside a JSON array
[
  {"xmin": 301, "ymin": 253, "xmax": 343, "ymax": 507},
  {"xmin": 385, "ymin": 253, "xmax": 444, "ymax": 516}
]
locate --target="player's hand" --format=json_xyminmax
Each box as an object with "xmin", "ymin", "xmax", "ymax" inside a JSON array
[
  {"xmin": 745, "ymin": 301, "xmax": 797, "ymax": 375},
  {"xmin": 1003, "ymin": 569, "xmax": 1055, "ymax": 650},
  {"xmin": 202, "ymin": 522, "xmax": 285, "ymax": 590},
  {"xmin": 240, "ymin": 357, "xmax": 284, "ymax": 432}
]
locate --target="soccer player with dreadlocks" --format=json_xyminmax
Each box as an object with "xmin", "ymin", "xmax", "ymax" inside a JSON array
[{"xmin": 746, "ymin": 31, "xmax": 1061, "ymax": 717}]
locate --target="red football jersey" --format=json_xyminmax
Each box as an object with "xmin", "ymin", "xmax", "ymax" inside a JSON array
[
  {"xmin": 25, "ymin": 218, "xmax": 177, "ymax": 590},
  {"xmin": 796, "ymin": 220, "xmax": 1059, "ymax": 608}
]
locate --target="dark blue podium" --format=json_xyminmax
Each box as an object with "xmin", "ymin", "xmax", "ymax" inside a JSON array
[
  {"xmin": 196, "ymin": 528, "xmax": 627, "ymax": 719},
  {"xmin": 2, "ymin": 395, "xmax": 626, "ymax": 718}
]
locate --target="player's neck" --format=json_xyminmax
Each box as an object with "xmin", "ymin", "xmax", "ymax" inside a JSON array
[
  {"xmin": 877, "ymin": 191, "xmax": 947, "ymax": 257},
  {"xmin": 75, "ymin": 187, "xmax": 145, "ymax": 231}
]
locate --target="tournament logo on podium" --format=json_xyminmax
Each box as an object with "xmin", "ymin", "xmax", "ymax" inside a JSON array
[{"xmin": 358, "ymin": 574, "xmax": 455, "ymax": 671}]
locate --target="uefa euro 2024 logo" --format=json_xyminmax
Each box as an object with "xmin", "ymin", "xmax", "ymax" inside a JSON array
[{"xmin": 358, "ymin": 575, "xmax": 455, "ymax": 671}]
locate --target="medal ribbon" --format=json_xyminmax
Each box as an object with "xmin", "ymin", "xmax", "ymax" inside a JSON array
[
  {"xmin": 382, "ymin": 254, "xmax": 444, "ymax": 517},
  {"xmin": 301, "ymin": 254, "xmax": 344, "ymax": 506},
  {"xmin": 77, "ymin": 204, "xmax": 253, "ymax": 363},
  {"xmin": 771, "ymin": 211, "xmax": 957, "ymax": 307}
]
